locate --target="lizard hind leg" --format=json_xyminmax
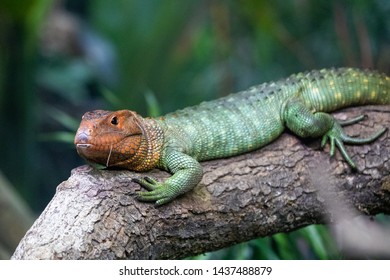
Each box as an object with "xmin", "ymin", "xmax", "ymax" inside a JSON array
[
  {"xmin": 283, "ymin": 99, "xmax": 387, "ymax": 169},
  {"xmin": 338, "ymin": 114, "xmax": 387, "ymax": 144},
  {"xmin": 321, "ymin": 115, "xmax": 387, "ymax": 169}
]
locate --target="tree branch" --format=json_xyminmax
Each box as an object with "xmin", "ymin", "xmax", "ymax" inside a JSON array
[{"xmin": 12, "ymin": 105, "xmax": 390, "ymax": 259}]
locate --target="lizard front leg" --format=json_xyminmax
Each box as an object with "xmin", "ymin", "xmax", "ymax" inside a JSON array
[
  {"xmin": 133, "ymin": 149, "xmax": 203, "ymax": 205},
  {"xmin": 283, "ymin": 98, "xmax": 387, "ymax": 168}
]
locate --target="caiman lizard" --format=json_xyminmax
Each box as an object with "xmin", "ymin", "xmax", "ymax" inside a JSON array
[{"xmin": 74, "ymin": 68, "xmax": 390, "ymax": 205}]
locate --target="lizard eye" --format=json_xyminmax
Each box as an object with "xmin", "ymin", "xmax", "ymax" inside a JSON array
[{"xmin": 111, "ymin": 116, "xmax": 119, "ymax": 125}]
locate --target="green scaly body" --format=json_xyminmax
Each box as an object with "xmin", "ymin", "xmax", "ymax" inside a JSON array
[
  {"xmin": 158, "ymin": 68, "xmax": 388, "ymax": 160},
  {"xmin": 74, "ymin": 68, "xmax": 390, "ymax": 205},
  {"xmin": 135, "ymin": 68, "xmax": 389, "ymax": 205}
]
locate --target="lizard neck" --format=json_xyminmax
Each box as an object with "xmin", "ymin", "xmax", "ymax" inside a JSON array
[{"xmin": 126, "ymin": 117, "xmax": 165, "ymax": 172}]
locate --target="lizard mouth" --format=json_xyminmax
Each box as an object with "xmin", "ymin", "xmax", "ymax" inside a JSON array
[
  {"xmin": 75, "ymin": 143, "xmax": 94, "ymax": 158},
  {"xmin": 74, "ymin": 141, "xmax": 97, "ymax": 160},
  {"xmin": 76, "ymin": 143, "xmax": 92, "ymax": 148},
  {"xmin": 75, "ymin": 133, "xmax": 143, "ymax": 168}
]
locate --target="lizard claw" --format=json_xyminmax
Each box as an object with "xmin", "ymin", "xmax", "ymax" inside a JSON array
[
  {"xmin": 133, "ymin": 177, "xmax": 175, "ymax": 205},
  {"xmin": 132, "ymin": 176, "xmax": 159, "ymax": 191},
  {"xmin": 321, "ymin": 116, "xmax": 387, "ymax": 169}
]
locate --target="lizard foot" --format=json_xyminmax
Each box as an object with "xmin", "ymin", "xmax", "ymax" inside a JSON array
[
  {"xmin": 321, "ymin": 115, "xmax": 387, "ymax": 169},
  {"xmin": 132, "ymin": 177, "xmax": 175, "ymax": 205}
]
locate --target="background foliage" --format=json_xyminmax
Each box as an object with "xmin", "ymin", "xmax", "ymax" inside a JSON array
[{"xmin": 0, "ymin": 0, "xmax": 389, "ymax": 259}]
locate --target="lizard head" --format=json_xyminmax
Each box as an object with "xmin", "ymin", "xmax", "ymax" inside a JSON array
[{"xmin": 74, "ymin": 109, "xmax": 155, "ymax": 170}]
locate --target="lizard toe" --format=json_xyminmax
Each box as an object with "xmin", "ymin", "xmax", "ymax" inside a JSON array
[
  {"xmin": 136, "ymin": 186, "xmax": 175, "ymax": 205},
  {"xmin": 132, "ymin": 177, "xmax": 160, "ymax": 191}
]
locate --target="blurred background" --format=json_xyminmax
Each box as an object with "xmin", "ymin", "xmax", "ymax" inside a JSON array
[{"xmin": 0, "ymin": 0, "xmax": 389, "ymax": 259}]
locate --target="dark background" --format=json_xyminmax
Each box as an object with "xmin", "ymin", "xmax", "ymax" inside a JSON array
[{"xmin": 0, "ymin": 0, "xmax": 389, "ymax": 259}]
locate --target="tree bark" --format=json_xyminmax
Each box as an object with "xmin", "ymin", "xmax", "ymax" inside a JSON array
[{"xmin": 12, "ymin": 105, "xmax": 390, "ymax": 259}]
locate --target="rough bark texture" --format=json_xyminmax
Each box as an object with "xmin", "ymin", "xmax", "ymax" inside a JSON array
[{"xmin": 12, "ymin": 105, "xmax": 390, "ymax": 260}]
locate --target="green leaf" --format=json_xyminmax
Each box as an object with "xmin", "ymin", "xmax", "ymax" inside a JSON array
[
  {"xmin": 101, "ymin": 87, "xmax": 121, "ymax": 108},
  {"xmin": 45, "ymin": 106, "xmax": 80, "ymax": 131},
  {"xmin": 38, "ymin": 131, "xmax": 75, "ymax": 143},
  {"xmin": 144, "ymin": 90, "xmax": 161, "ymax": 117}
]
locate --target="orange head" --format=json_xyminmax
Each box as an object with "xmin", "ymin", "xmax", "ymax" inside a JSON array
[{"xmin": 74, "ymin": 110, "xmax": 162, "ymax": 171}]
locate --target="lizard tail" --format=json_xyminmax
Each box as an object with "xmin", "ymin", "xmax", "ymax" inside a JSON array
[{"xmin": 299, "ymin": 68, "xmax": 390, "ymax": 112}]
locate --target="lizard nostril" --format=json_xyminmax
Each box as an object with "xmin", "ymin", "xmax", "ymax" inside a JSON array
[{"xmin": 74, "ymin": 131, "xmax": 90, "ymax": 145}]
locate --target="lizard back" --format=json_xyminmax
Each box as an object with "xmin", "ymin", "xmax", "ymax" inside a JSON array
[{"xmin": 158, "ymin": 68, "xmax": 390, "ymax": 161}]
